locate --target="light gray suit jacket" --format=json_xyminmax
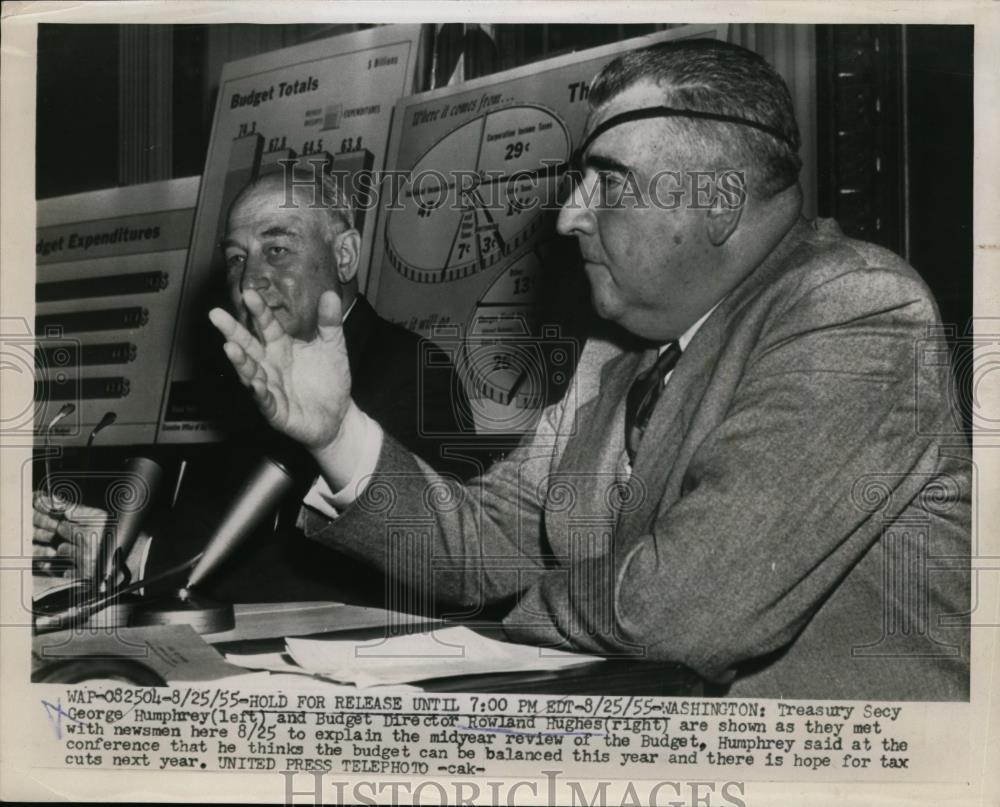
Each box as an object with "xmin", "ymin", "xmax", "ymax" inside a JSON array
[{"xmin": 303, "ymin": 218, "xmax": 970, "ymax": 700}]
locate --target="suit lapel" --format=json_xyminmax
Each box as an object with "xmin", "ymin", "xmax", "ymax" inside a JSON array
[
  {"xmin": 618, "ymin": 309, "xmax": 725, "ymax": 538},
  {"xmin": 342, "ymin": 295, "xmax": 375, "ymax": 383},
  {"xmin": 546, "ymin": 348, "xmax": 649, "ymax": 551},
  {"xmin": 615, "ymin": 217, "xmax": 813, "ymax": 543}
]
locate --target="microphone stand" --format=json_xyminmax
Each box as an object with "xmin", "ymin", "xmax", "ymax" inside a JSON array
[
  {"xmin": 34, "ymin": 453, "xmax": 300, "ymax": 636},
  {"xmin": 33, "ymin": 553, "xmax": 202, "ymax": 634},
  {"xmin": 83, "ymin": 411, "xmax": 116, "ymax": 502},
  {"xmin": 34, "ymin": 404, "xmax": 76, "ymax": 577},
  {"xmin": 42, "ymin": 403, "xmax": 75, "ymax": 505},
  {"xmin": 129, "ymin": 455, "xmax": 298, "ymax": 634}
]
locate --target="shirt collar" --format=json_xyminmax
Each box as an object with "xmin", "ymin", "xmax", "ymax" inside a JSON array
[
  {"xmin": 342, "ymin": 297, "xmax": 357, "ymax": 322},
  {"xmin": 661, "ymin": 299, "xmax": 723, "ymax": 356}
]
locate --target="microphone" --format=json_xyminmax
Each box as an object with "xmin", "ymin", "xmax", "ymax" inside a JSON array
[
  {"xmin": 86, "ymin": 411, "xmax": 117, "ymax": 450},
  {"xmin": 97, "ymin": 455, "xmax": 164, "ymax": 592},
  {"xmin": 171, "ymin": 459, "xmax": 188, "ymax": 508},
  {"xmin": 185, "ymin": 456, "xmax": 296, "ymax": 589},
  {"xmin": 45, "ymin": 402, "xmax": 76, "ymax": 431},
  {"xmin": 84, "ymin": 411, "xmax": 116, "ymax": 500},
  {"xmin": 42, "ymin": 403, "xmax": 75, "ymax": 504},
  {"xmin": 35, "ymin": 403, "xmax": 77, "ymax": 575}
]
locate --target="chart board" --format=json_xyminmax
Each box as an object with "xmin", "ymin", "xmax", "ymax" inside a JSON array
[
  {"xmin": 34, "ymin": 177, "xmax": 200, "ymax": 446},
  {"xmin": 369, "ymin": 24, "xmax": 725, "ymax": 432},
  {"xmin": 159, "ymin": 25, "xmax": 421, "ymax": 443}
]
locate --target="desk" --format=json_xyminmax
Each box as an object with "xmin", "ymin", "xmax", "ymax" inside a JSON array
[
  {"xmin": 33, "ymin": 600, "xmax": 703, "ymax": 696},
  {"xmin": 208, "ymin": 603, "xmax": 704, "ymax": 696}
]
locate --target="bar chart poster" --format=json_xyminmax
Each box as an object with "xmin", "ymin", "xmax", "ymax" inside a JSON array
[
  {"xmin": 368, "ymin": 24, "xmax": 723, "ymax": 432},
  {"xmin": 160, "ymin": 25, "xmax": 421, "ymax": 443},
  {"xmin": 34, "ymin": 177, "xmax": 200, "ymax": 446}
]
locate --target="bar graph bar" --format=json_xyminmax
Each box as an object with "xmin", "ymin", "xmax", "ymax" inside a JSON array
[
  {"xmin": 37, "ymin": 271, "xmax": 168, "ymax": 302},
  {"xmin": 35, "ymin": 342, "xmax": 137, "ymax": 367},
  {"xmin": 35, "ymin": 376, "xmax": 130, "ymax": 401},
  {"xmin": 36, "ymin": 307, "xmax": 148, "ymax": 334}
]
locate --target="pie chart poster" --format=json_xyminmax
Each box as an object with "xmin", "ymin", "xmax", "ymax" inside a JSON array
[{"xmin": 368, "ymin": 25, "xmax": 723, "ymax": 372}]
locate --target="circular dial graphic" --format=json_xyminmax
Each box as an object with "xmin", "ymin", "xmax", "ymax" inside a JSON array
[
  {"xmin": 386, "ymin": 104, "xmax": 570, "ymax": 284},
  {"xmin": 461, "ymin": 248, "xmax": 574, "ymax": 415},
  {"xmin": 386, "ymin": 103, "xmax": 572, "ymax": 419}
]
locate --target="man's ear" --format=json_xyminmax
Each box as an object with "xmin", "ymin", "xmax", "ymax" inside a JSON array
[
  {"xmin": 705, "ymin": 194, "xmax": 744, "ymax": 246},
  {"xmin": 333, "ymin": 228, "xmax": 361, "ymax": 284}
]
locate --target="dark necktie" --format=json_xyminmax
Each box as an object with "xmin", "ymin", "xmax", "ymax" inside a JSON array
[{"xmin": 625, "ymin": 341, "xmax": 682, "ymax": 464}]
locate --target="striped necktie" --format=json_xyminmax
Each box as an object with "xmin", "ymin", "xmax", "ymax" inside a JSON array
[{"xmin": 625, "ymin": 341, "xmax": 682, "ymax": 464}]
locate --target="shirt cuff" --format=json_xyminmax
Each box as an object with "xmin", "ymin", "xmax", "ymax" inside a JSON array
[
  {"xmin": 302, "ymin": 410, "xmax": 383, "ymax": 519},
  {"xmin": 130, "ymin": 531, "xmax": 153, "ymax": 595}
]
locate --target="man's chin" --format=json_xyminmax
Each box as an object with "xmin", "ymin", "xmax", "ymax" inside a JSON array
[{"xmin": 589, "ymin": 290, "xmax": 623, "ymax": 324}]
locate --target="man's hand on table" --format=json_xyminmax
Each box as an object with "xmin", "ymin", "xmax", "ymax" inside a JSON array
[
  {"xmin": 32, "ymin": 493, "xmax": 106, "ymax": 580},
  {"xmin": 32, "ymin": 493, "xmax": 147, "ymax": 585}
]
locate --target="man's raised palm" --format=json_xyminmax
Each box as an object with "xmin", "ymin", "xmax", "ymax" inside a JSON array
[{"xmin": 208, "ymin": 289, "xmax": 352, "ymax": 450}]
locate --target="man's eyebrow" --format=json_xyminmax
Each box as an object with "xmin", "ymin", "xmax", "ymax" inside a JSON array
[
  {"xmin": 582, "ymin": 152, "xmax": 634, "ymax": 176},
  {"xmin": 219, "ymin": 237, "xmax": 240, "ymax": 251},
  {"xmin": 261, "ymin": 225, "xmax": 299, "ymax": 238}
]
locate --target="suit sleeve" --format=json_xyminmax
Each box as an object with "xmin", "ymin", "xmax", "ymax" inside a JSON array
[
  {"xmin": 299, "ymin": 387, "xmax": 573, "ymax": 609},
  {"xmin": 501, "ymin": 267, "xmax": 964, "ymax": 681}
]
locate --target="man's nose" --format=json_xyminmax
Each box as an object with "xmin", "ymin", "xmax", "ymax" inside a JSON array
[
  {"xmin": 240, "ymin": 253, "xmax": 272, "ymax": 293},
  {"xmin": 556, "ymin": 175, "xmax": 597, "ymax": 238}
]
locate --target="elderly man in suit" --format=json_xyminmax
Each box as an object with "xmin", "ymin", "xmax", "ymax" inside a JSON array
[
  {"xmin": 212, "ymin": 39, "xmax": 970, "ymax": 699},
  {"xmin": 142, "ymin": 168, "xmax": 475, "ymax": 603},
  {"xmin": 34, "ymin": 168, "xmax": 473, "ymax": 604}
]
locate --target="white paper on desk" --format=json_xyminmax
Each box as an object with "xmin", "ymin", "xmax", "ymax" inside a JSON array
[
  {"xmin": 224, "ymin": 651, "xmax": 303, "ymax": 674},
  {"xmin": 285, "ymin": 626, "xmax": 601, "ymax": 688},
  {"xmin": 224, "ymin": 652, "xmax": 424, "ymax": 692},
  {"xmin": 262, "ymin": 673, "xmax": 422, "ymax": 693},
  {"xmin": 201, "ymin": 602, "xmax": 440, "ymax": 645},
  {"xmin": 33, "ymin": 624, "xmax": 254, "ymax": 683}
]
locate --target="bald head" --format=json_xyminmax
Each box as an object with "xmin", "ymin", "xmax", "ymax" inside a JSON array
[{"xmin": 229, "ymin": 167, "xmax": 355, "ymax": 237}]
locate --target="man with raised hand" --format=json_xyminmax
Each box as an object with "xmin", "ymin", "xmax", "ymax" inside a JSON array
[
  {"xmin": 35, "ymin": 168, "xmax": 472, "ymax": 604},
  {"xmin": 212, "ymin": 39, "xmax": 970, "ymax": 699}
]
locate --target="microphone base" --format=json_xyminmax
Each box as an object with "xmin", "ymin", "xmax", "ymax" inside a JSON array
[
  {"xmin": 33, "ymin": 580, "xmax": 98, "ymax": 616},
  {"xmin": 32, "ymin": 581, "xmax": 139, "ymax": 633},
  {"xmin": 129, "ymin": 588, "xmax": 234, "ymax": 634}
]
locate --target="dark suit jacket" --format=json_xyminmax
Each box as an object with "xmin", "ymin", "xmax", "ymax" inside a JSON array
[
  {"xmin": 303, "ymin": 219, "xmax": 971, "ymax": 700},
  {"xmin": 146, "ymin": 295, "xmax": 475, "ymax": 604}
]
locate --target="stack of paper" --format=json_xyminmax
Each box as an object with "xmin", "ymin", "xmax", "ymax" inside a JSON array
[
  {"xmin": 202, "ymin": 602, "xmax": 440, "ymax": 644},
  {"xmin": 282, "ymin": 626, "xmax": 601, "ymax": 688},
  {"xmin": 33, "ymin": 624, "xmax": 255, "ymax": 684}
]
